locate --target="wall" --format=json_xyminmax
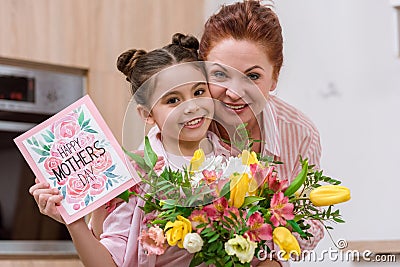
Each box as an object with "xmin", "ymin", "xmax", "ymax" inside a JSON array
[
  {"xmin": 275, "ymin": 1, "xmax": 400, "ymax": 266},
  {"xmin": 0, "ymin": 0, "xmax": 205, "ymax": 142}
]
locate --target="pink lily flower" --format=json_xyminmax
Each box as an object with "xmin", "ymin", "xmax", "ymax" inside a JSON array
[
  {"xmin": 245, "ymin": 212, "xmax": 273, "ymax": 242},
  {"xmin": 189, "ymin": 209, "xmax": 208, "ymax": 232},
  {"xmin": 202, "ymin": 169, "xmax": 222, "ymax": 184},
  {"xmin": 202, "ymin": 197, "xmax": 228, "ymax": 221},
  {"xmin": 268, "ymin": 172, "xmax": 289, "ymax": 192},
  {"xmin": 269, "ymin": 192, "xmax": 294, "ymax": 227}
]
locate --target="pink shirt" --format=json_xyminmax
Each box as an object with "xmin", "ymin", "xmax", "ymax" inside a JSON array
[
  {"xmin": 100, "ymin": 129, "xmax": 229, "ymax": 267},
  {"xmin": 209, "ymin": 95, "xmax": 324, "ymax": 266},
  {"xmin": 267, "ymin": 96, "xmax": 324, "ymax": 252}
]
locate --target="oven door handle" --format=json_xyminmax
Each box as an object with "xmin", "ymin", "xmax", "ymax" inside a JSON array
[{"xmin": 0, "ymin": 121, "xmax": 37, "ymax": 132}]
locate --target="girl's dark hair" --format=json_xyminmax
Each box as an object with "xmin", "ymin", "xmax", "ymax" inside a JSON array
[
  {"xmin": 117, "ymin": 33, "xmax": 199, "ymax": 105},
  {"xmin": 199, "ymin": 0, "xmax": 283, "ymax": 82}
]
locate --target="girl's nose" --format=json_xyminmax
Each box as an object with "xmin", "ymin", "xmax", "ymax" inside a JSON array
[{"xmin": 183, "ymin": 100, "xmax": 200, "ymax": 114}]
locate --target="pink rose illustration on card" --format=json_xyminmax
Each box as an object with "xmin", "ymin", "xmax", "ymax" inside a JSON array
[{"xmin": 14, "ymin": 95, "xmax": 138, "ymax": 224}]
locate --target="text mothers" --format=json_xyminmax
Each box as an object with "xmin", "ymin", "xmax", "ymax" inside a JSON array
[{"xmin": 52, "ymin": 138, "xmax": 106, "ymax": 183}]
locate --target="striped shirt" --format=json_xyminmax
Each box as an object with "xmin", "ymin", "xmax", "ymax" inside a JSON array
[
  {"xmin": 267, "ymin": 95, "xmax": 325, "ymax": 253},
  {"xmin": 210, "ymin": 95, "xmax": 325, "ymax": 264}
]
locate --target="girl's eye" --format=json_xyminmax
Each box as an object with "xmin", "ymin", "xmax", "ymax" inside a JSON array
[
  {"xmin": 247, "ymin": 73, "xmax": 260, "ymax": 80},
  {"xmin": 166, "ymin": 97, "xmax": 180, "ymax": 104},
  {"xmin": 194, "ymin": 89, "xmax": 205, "ymax": 96}
]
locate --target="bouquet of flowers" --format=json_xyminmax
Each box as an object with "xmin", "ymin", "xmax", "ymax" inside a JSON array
[{"xmin": 123, "ymin": 137, "xmax": 351, "ymax": 267}]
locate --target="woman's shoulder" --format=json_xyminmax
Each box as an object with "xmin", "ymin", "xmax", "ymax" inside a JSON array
[{"xmin": 269, "ymin": 95, "xmax": 319, "ymax": 134}]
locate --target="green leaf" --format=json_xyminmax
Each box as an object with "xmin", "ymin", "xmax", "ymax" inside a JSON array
[
  {"xmin": 41, "ymin": 133, "xmax": 53, "ymax": 143},
  {"xmin": 122, "ymin": 147, "xmax": 148, "ymax": 171},
  {"xmin": 46, "ymin": 130, "xmax": 55, "ymax": 139},
  {"xmin": 333, "ymin": 217, "xmax": 345, "ymax": 223},
  {"xmin": 32, "ymin": 137, "xmax": 39, "ymax": 146},
  {"xmin": 31, "ymin": 147, "xmax": 50, "ymax": 156},
  {"xmin": 189, "ymin": 254, "xmax": 204, "ymax": 267},
  {"xmin": 78, "ymin": 111, "xmax": 84, "ymax": 126},
  {"xmin": 219, "ymin": 181, "xmax": 231, "ymax": 198},
  {"xmin": 144, "ymin": 136, "xmax": 158, "ymax": 168},
  {"xmin": 85, "ymin": 128, "xmax": 98, "ymax": 134},
  {"xmin": 38, "ymin": 157, "xmax": 46, "ymax": 163},
  {"xmin": 284, "ymin": 159, "xmax": 308, "ymax": 196},
  {"xmin": 208, "ymin": 234, "xmax": 220, "ymax": 243},
  {"xmin": 27, "ymin": 139, "xmax": 32, "ymax": 145},
  {"xmin": 117, "ymin": 190, "xmax": 131, "ymax": 202},
  {"xmin": 82, "ymin": 119, "xmax": 90, "ymax": 128},
  {"xmin": 287, "ymin": 220, "xmax": 307, "ymax": 238},
  {"xmin": 246, "ymin": 205, "xmax": 260, "ymax": 219},
  {"xmin": 241, "ymin": 196, "xmax": 265, "ymax": 207}
]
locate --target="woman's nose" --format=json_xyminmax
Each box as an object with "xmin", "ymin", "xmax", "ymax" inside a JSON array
[{"xmin": 225, "ymin": 82, "xmax": 246, "ymax": 101}]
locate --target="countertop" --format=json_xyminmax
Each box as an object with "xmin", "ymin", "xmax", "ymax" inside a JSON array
[{"xmin": 0, "ymin": 240, "xmax": 79, "ymax": 259}]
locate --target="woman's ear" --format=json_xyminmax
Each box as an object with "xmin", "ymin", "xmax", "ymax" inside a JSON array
[
  {"xmin": 137, "ymin": 105, "xmax": 155, "ymax": 125},
  {"xmin": 269, "ymin": 80, "xmax": 277, "ymax": 92}
]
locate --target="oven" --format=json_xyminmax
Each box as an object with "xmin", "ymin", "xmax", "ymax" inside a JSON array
[{"xmin": 0, "ymin": 59, "xmax": 86, "ymax": 240}]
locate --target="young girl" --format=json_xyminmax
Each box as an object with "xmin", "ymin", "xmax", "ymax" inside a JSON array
[{"xmin": 29, "ymin": 33, "xmax": 229, "ymax": 267}]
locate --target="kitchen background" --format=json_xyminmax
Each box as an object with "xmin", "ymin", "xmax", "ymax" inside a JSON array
[{"xmin": 0, "ymin": 0, "xmax": 399, "ymax": 266}]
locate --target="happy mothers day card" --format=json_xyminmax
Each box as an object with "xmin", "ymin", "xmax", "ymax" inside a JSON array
[{"xmin": 14, "ymin": 95, "xmax": 138, "ymax": 224}]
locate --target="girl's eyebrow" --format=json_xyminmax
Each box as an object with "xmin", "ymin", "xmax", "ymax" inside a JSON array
[
  {"xmin": 191, "ymin": 82, "xmax": 207, "ymax": 90},
  {"xmin": 161, "ymin": 90, "xmax": 180, "ymax": 99},
  {"xmin": 160, "ymin": 82, "xmax": 206, "ymax": 99}
]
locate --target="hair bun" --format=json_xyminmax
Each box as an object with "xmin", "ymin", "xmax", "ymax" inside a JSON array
[
  {"xmin": 172, "ymin": 33, "xmax": 199, "ymax": 52},
  {"xmin": 116, "ymin": 49, "xmax": 147, "ymax": 79}
]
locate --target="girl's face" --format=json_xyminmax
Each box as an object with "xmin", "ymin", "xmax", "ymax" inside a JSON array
[
  {"xmin": 205, "ymin": 39, "xmax": 277, "ymax": 126},
  {"xmin": 143, "ymin": 64, "xmax": 214, "ymax": 144}
]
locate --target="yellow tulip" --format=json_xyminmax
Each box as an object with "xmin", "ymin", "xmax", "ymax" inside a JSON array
[
  {"xmin": 164, "ymin": 215, "xmax": 192, "ymax": 248},
  {"xmin": 309, "ymin": 185, "xmax": 351, "ymax": 207},
  {"xmin": 240, "ymin": 150, "xmax": 259, "ymax": 166},
  {"xmin": 190, "ymin": 148, "xmax": 205, "ymax": 172},
  {"xmin": 273, "ymin": 227, "xmax": 301, "ymax": 260},
  {"xmin": 229, "ymin": 172, "xmax": 250, "ymax": 208}
]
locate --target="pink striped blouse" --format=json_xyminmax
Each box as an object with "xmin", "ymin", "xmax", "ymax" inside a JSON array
[
  {"xmin": 267, "ymin": 95, "xmax": 325, "ymax": 252},
  {"xmin": 210, "ymin": 95, "xmax": 325, "ymax": 263}
]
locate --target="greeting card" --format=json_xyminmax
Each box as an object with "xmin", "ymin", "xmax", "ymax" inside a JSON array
[{"xmin": 14, "ymin": 95, "xmax": 138, "ymax": 224}]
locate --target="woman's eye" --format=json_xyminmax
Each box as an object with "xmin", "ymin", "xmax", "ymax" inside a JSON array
[
  {"xmin": 166, "ymin": 97, "xmax": 180, "ymax": 104},
  {"xmin": 194, "ymin": 89, "xmax": 205, "ymax": 96},
  {"xmin": 247, "ymin": 73, "xmax": 260, "ymax": 80},
  {"xmin": 212, "ymin": 71, "xmax": 227, "ymax": 79}
]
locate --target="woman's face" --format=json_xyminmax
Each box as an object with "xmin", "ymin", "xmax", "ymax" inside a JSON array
[{"xmin": 205, "ymin": 39, "xmax": 277, "ymax": 126}]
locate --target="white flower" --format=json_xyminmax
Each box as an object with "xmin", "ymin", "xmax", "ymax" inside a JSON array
[
  {"xmin": 190, "ymin": 172, "xmax": 203, "ymax": 188},
  {"xmin": 199, "ymin": 155, "xmax": 226, "ymax": 172},
  {"xmin": 183, "ymin": 233, "xmax": 204, "ymax": 253},
  {"xmin": 189, "ymin": 155, "xmax": 227, "ymax": 188},
  {"xmin": 223, "ymin": 157, "xmax": 250, "ymax": 178},
  {"xmin": 224, "ymin": 234, "xmax": 257, "ymax": 264}
]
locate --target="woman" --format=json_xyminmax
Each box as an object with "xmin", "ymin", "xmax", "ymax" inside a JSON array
[{"xmin": 199, "ymin": 0, "xmax": 324, "ymax": 265}]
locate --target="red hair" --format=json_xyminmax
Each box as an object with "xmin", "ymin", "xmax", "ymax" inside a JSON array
[{"xmin": 199, "ymin": 0, "xmax": 283, "ymax": 81}]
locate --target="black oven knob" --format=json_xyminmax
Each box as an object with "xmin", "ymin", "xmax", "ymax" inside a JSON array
[{"xmin": 46, "ymin": 90, "xmax": 58, "ymax": 103}]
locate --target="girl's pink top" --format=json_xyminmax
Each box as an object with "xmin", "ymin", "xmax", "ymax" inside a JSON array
[{"xmin": 99, "ymin": 129, "xmax": 229, "ymax": 267}]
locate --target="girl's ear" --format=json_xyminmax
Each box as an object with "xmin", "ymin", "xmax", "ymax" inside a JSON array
[{"xmin": 137, "ymin": 105, "xmax": 155, "ymax": 125}]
